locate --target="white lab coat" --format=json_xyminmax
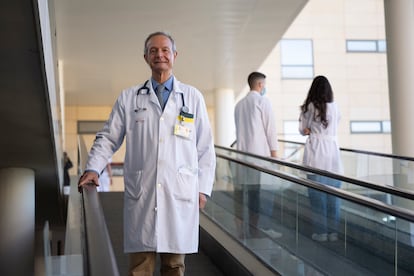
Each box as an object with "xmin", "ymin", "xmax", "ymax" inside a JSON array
[
  {"xmin": 299, "ymin": 102, "xmax": 343, "ymax": 173},
  {"xmin": 97, "ymin": 158, "xmax": 112, "ymax": 192},
  {"xmin": 234, "ymin": 91, "xmax": 278, "ymax": 156},
  {"xmin": 85, "ymin": 76, "xmax": 216, "ymax": 253}
]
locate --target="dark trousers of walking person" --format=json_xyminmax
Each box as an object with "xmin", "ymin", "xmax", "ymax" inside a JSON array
[{"xmin": 307, "ymin": 174, "xmax": 341, "ymax": 237}]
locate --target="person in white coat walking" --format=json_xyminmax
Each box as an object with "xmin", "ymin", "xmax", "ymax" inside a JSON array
[
  {"xmin": 234, "ymin": 72, "xmax": 278, "ymax": 158},
  {"xmin": 299, "ymin": 75, "xmax": 343, "ymax": 242},
  {"xmin": 78, "ymin": 31, "xmax": 216, "ymax": 276},
  {"xmin": 234, "ymin": 72, "xmax": 280, "ymax": 239}
]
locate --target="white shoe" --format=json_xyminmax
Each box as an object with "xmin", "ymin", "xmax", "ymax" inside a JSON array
[
  {"xmin": 262, "ymin": 229, "xmax": 282, "ymax": 239},
  {"xmin": 329, "ymin": 233, "xmax": 338, "ymax": 241},
  {"xmin": 312, "ymin": 233, "xmax": 328, "ymax": 242}
]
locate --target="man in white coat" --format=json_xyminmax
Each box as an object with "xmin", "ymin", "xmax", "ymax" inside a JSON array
[
  {"xmin": 78, "ymin": 31, "xmax": 216, "ymax": 276},
  {"xmin": 234, "ymin": 71, "xmax": 279, "ymax": 239},
  {"xmin": 234, "ymin": 72, "xmax": 278, "ymax": 158}
]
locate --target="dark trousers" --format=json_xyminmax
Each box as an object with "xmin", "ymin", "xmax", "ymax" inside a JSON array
[{"xmin": 307, "ymin": 174, "xmax": 341, "ymax": 234}]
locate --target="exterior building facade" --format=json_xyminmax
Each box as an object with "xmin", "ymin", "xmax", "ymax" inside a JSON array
[{"xmin": 258, "ymin": 0, "xmax": 391, "ymax": 153}]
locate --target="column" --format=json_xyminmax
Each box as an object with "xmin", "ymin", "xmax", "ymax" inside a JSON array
[
  {"xmin": 384, "ymin": 0, "xmax": 414, "ymax": 157},
  {"xmin": 384, "ymin": 0, "xmax": 414, "ymax": 239},
  {"xmin": 0, "ymin": 168, "xmax": 35, "ymax": 276},
  {"xmin": 214, "ymin": 88, "xmax": 236, "ymax": 147}
]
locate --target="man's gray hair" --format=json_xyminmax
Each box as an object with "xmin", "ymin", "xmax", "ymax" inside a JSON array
[{"xmin": 144, "ymin": 31, "xmax": 177, "ymax": 55}]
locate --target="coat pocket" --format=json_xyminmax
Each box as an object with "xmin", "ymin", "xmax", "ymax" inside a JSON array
[
  {"xmin": 175, "ymin": 166, "xmax": 198, "ymax": 202},
  {"xmin": 125, "ymin": 170, "xmax": 143, "ymax": 200}
]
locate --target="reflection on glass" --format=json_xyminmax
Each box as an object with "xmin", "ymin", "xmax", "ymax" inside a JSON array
[
  {"xmin": 205, "ymin": 153, "xmax": 414, "ymax": 275},
  {"xmin": 265, "ymin": 141, "xmax": 414, "ymax": 210}
]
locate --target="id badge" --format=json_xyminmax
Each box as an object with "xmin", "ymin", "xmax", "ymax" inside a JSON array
[{"xmin": 174, "ymin": 124, "xmax": 191, "ymax": 139}]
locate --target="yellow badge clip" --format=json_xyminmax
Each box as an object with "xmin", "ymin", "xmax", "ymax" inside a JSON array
[{"xmin": 178, "ymin": 115, "xmax": 194, "ymax": 123}]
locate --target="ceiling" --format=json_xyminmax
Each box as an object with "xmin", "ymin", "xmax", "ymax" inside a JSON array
[{"xmin": 54, "ymin": 0, "xmax": 309, "ymax": 107}]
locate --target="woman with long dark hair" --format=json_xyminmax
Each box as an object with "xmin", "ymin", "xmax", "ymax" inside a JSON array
[{"xmin": 299, "ymin": 75, "xmax": 343, "ymax": 242}]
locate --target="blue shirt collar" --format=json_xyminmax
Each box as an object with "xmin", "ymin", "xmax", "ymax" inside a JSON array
[{"xmin": 151, "ymin": 76, "xmax": 173, "ymax": 92}]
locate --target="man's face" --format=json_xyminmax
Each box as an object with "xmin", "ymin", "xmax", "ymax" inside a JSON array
[
  {"xmin": 257, "ymin": 79, "xmax": 266, "ymax": 90},
  {"xmin": 144, "ymin": 35, "xmax": 177, "ymax": 73}
]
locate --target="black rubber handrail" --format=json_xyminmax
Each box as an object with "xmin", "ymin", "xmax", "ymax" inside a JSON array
[
  {"xmin": 215, "ymin": 151, "xmax": 414, "ymax": 222},
  {"xmin": 78, "ymin": 135, "xmax": 120, "ymax": 276},
  {"xmin": 80, "ymin": 184, "xmax": 120, "ymax": 276}
]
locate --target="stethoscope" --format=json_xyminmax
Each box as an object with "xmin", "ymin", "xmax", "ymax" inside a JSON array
[{"xmin": 134, "ymin": 80, "xmax": 190, "ymax": 114}]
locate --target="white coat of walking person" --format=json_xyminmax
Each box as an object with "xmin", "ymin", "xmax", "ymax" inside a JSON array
[
  {"xmin": 299, "ymin": 75, "xmax": 343, "ymax": 243},
  {"xmin": 234, "ymin": 71, "xmax": 280, "ymax": 239},
  {"xmin": 234, "ymin": 72, "xmax": 278, "ymax": 158},
  {"xmin": 78, "ymin": 31, "xmax": 216, "ymax": 276}
]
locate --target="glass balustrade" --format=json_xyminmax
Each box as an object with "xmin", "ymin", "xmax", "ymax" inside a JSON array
[
  {"xmin": 278, "ymin": 140, "xmax": 414, "ymax": 195},
  {"xmin": 207, "ymin": 153, "xmax": 414, "ymax": 276}
]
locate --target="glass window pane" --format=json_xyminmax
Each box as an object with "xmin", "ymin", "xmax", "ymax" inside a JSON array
[
  {"xmin": 350, "ymin": 121, "xmax": 382, "ymax": 133},
  {"xmin": 382, "ymin": 121, "xmax": 391, "ymax": 133},
  {"xmin": 283, "ymin": 121, "xmax": 300, "ymax": 134},
  {"xmin": 281, "ymin": 39, "xmax": 313, "ymax": 65},
  {"xmin": 347, "ymin": 40, "xmax": 377, "ymax": 52},
  {"xmin": 378, "ymin": 40, "xmax": 387, "ymax": 52},
  {"xmin": 283, "ymin": 121, "xmax": 305, "ymax": 144}
]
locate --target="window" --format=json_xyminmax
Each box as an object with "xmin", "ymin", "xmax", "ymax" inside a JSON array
[
  {"xmin": 350, "ymin": 120, "xmax": 391, "ymax": 134},
  {"xmin": 377, "ymin": 40, "xmax": 387, "ymax": 52},
  {"xmin": 346, "ymin": 40, "xmax": 387, "ymax": 53},
  {"xmin": 283, "ymin": 121, "xmax": 306, "ymax": 142},
  {"xmin": 280, "ymin": 39, "xmax": 314, "ymax": 79},
  {"xmin": 381, "ymin": 121, "xmax": 391, "ymax": 133},
  {"xmin": 77, "ymin": 121, "xmax": 106, "ymax": 134}
]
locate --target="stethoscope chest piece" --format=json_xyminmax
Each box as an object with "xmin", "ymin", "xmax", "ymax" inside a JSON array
[{"xmin": 181, "ymin": 106, "xmax": 189, "ymax": 113}]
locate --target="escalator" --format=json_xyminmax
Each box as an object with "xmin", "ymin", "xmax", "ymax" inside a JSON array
[
  {"xmin": 99, "ymin": 192, "xmax": 226, "ymax": 276},
  {"xmin": 61, "ymin": 138, "xmax": 414, "ymax": 276},
  {"xmin": 211, "ymin": 145, "xmax": 414, "ymax": 275}
]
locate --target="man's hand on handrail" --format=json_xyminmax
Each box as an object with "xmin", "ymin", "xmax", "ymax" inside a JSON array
[{"xmin": 78, "ymin": 171, "xmax": 99, "ymax": 192}]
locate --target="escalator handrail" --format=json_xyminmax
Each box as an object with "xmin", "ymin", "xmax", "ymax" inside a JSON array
[
  {"xmin": 80, "ymin": 183, "xmax": 120, "ymax": 276},
  {"xmin": 215, "ymin": 145, "xmax": 414, "ymax": 201},
  {"xmin": 78, "ymin": 134, "xmax": 120, "ymax": 276},
  {"xmin": 215, "ymin": 151, "xmax": 414, "ymax": 222}
]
